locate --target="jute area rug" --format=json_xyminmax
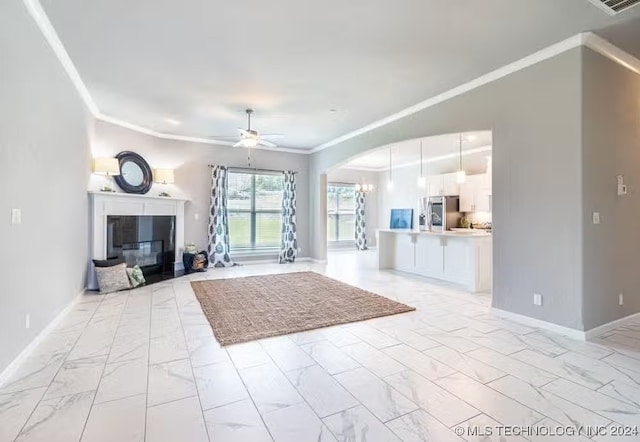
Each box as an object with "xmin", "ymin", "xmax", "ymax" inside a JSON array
[{"xmin": 191, "ymin": 271, "xmax": 415, "ymax": 346}]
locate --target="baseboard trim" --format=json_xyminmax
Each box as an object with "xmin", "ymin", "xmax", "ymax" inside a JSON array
[
  {"xmin": 0, "ymin": 288, "xmax": 87, "ymax": 386},
  {"xmin": 490, "ymin": 307, "xmax": 587, "ymax": 340},
  {"xmin": 491, "ymin": 308, "xmax": 640, "ymax": 341},
  {"xmin": 229, "ymin": 257, "xmax": 316, "ymax": 266},
  {"xmin": 584, "ymin": 311, "xmax": 640, "ymax": 340}
]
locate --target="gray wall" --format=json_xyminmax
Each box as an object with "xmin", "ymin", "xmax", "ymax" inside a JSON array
[
  {"xmin": 582, "ymin": 49, "xmax": 640, "ymax": 330},
  {"xmin": 310, "ymin": 48, "xmax": 585, "ymax": 329},
  {"xmin": 0, "ymin": 0, "xmax": 93, "ymax": 372},
  {"xmin": 93, "ymin": 120, "xmax": 311, "ymax": 257}
]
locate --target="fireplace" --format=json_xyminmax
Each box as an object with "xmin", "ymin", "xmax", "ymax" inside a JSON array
[
  {"xmin": 107, "ymin": 215, "xmax": 176, "ymax": 284},
  {"xmin": 88, "ymin": 191, "xmax": 188, "ymax": 290}
]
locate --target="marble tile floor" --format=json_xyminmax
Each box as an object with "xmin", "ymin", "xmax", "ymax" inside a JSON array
[{"xmin": 2, "ymin": 250, "xmax": 640, "ymax": 441}]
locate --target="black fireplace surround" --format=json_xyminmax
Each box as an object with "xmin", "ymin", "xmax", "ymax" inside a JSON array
[{"xmin": 106, "ymin": 215, "xmax": 176, "ymax": 284}]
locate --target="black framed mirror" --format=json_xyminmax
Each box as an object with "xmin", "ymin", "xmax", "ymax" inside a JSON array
[{"xmin": 113, "ymin": 151, "xmax": 153, "ymax": 194}]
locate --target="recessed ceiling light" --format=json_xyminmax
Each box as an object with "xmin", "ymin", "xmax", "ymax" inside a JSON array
[
  {"xmin": 329, "ymin": 109, "xmax": 338, "ymax": 113},
  {"xmin": 164, "ymin": 117, "xmax": 181, "ymax": 126}
]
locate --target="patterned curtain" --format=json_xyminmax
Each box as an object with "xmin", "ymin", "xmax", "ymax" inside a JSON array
[
  {"xmin": 207, "ymin": 166, "xmax": 236, "ymax": 267},
  {"xmin": 279, "ymin": 171, "xmax": 298, "ymax": 263},
  {"xmin": 355, "ymin": 190, "xmax": 368, "ymax": 250}
]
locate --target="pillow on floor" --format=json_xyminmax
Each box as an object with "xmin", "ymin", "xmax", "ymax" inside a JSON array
[
  {"xmin": 95, "ymin": 263, "xmax": 131, "ymax": 294},
  {"xmin": 126, "ymin": 265, "xmax": 146, "ymax": 288}
]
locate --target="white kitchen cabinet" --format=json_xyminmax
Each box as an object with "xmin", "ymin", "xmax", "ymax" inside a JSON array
[
  {"xmin": 459, "ymin": 174, "xmax": 491, "ymax": 213},
  {"xmin": 377, "ymin": 229, "xmax": 492, "ymax": 292},
  {"xmin": 393, "ymin": 233, "xmax": 415, "ymax": 273},
  {"xmin": 415, "ymin": 234, "xmax": 444, "ymax": 278},
  {"xmin": 442, "ymin": 173, "xmax": 460, "ymax": 196},
  {"xmin": 427, "ymin": 176, "xmax": 443, "ymax": 197},
  {"xmin": 427, "ymin": 173, "xmax": 459, "ymax": 197},
  {"xmin": 442, "ymin": 236, "xmax": 471, "ymax": 283}
]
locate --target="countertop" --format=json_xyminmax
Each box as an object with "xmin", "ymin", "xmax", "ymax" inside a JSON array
[{"xmin": 377, "ymin": 228, "xmax": 491, "ymax": 238}]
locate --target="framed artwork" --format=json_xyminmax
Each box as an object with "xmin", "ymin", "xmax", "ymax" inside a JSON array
[{"xmin": 390, "ymin": 209, "xmax": 413, "ymax": 229}]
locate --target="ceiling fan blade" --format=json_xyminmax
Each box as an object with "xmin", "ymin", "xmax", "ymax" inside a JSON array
[
  {"xmin": 258, "ymin": 139, "xmax": 278, "ymax": 148},
  {"xmin": 260, "ymin": 133, "xmax": 285, "ymax": 139},
  {"xmin": 233, "ymin": 140, "xmax": 244, "ymax": 147},
  {"xmin": 207, "ymin": 135, "xmax": 240, "ymax": 139}
]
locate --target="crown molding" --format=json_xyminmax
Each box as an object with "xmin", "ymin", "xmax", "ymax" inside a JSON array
[
  {"xmin": 582, "ymin": 32, "xmax": 640, "ymax": 75},
  {"xmin": 311, "ymin": 32, "xmax": 640, "ymax": 154},
  {"xmin": 24, "ymin": 0, "xmax": 311, "ymax": 155},
  {"xmin": 24, "ymin": 0, "xmax": 98, "ymax": 115},
  {"xmin": 25, "ymin": 0, "xmax": 640, "ymax": 158},
  {"xmin": 95, "ymin": 114, "xmax": 310, "ymax": 155}
]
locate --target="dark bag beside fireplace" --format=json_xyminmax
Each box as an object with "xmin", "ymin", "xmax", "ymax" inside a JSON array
[{"xmin": 183, "ymin": 251, "xmax": 209, "ymax": 274}]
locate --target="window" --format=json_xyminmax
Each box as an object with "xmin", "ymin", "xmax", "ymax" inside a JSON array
[
  {"xmin": 227, "ymin": 172, "xmax": 283, "ymax": 250},
  {"xmin": 327, "ymin": 183, "xmax": 356, "ymax": 243}
]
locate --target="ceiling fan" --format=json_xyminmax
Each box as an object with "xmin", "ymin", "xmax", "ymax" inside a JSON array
[{"xmin": 210, "ymin": 109, "xmax": 283, "ymax": 148}]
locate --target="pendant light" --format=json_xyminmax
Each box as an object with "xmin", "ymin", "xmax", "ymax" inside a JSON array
[
  {"xmin": 417, "ymin": 139, "xmax": 427, "ymax": 189},
  {"xmin": 456, "ymin": 133, "xmax": 466, "ymax": 184},
  {"xmin": 387, "ymin": 146, "xmax": 394, "ymax": 190}
]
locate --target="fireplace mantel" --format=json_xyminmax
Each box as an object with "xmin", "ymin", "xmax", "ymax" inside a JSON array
[{"xmin": 88, "ymin": 191, "xmax": 189, "ymax": 290}]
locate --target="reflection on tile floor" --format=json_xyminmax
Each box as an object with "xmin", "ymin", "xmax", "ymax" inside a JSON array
[{"xmin": 1, "ymin": 250, "xmax": 640, "ymax": 441}]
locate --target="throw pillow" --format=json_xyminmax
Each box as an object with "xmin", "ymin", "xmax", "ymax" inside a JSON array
[
  {"xmin": 92, "ymin": 256, "xmax": 125, "ymax": 268},
  {"xmin": 95, "ymin": 263, "xmax": 131, "ymax": 294},
  {"xmin": 126, "ymin": 265, "xmax": 146, "ymax": 288}
]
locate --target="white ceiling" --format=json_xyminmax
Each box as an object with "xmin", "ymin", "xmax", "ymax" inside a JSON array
[
  {"xmin": 39, "ymin": 0, "xmax": 640, "ymax": 150},
  {"xmin": 341, "ymin": 131, "xmax": 492, "ymax": 170}
]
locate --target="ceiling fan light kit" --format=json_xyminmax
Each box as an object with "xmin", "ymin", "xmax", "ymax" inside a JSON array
[
  {"xmin": 208, "ymin": 108, "xmax": 282, "ymax": 149},
  {"xmin": 233, "ymin": 109, "xmax": 280, "ymax": 149}
]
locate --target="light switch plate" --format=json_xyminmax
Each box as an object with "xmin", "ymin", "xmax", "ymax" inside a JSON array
[
  {"xmin": 11, "ymin": 209, "xmax": 21, "ymax": 225},
  {"xmin": 618, "ymin": 184, "xmax": 627, "ymax": 196},
  {"xmin": 592, "ymin": 212, "xmax": 600, "ymax": 225}
]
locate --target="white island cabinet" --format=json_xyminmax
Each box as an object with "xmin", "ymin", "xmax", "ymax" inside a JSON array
[{"xmin": 377, "ymin": 229, "xmax": 492, "ymax": 292}]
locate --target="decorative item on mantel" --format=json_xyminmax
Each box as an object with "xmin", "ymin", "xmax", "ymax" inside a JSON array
[
  {"xmin": 113, "ymin": 151, "xmax": 153, "ymax": 194},
  {"xmin": 92, "ymin": 158, "xmax": 120, "ymax": 192},
  {"xmin": 153, "ymin": 168, "xmax": 175, "ymax": 197}
]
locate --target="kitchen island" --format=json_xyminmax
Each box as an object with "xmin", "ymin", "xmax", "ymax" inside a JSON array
[{"xmin": 377, "ymin": 229, "xmax": 492, "ymax": 292}]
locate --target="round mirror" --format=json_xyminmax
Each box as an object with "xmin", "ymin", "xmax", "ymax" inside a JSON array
[
  {"xmin": 121, "ymin": 161, "xmax": 144, "ymax": 186},
  {"xmin": 113, "ymin": 151, "xmax": 153, "ymax": 194}
]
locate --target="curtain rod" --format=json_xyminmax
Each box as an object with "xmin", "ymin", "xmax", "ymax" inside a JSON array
[{"xmin": 208, "ymin": 165, "xmax": 298, "ymax": 174}]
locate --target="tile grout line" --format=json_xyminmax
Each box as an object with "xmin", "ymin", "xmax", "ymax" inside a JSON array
[
  {"xmin": 225, "ymin": 350, "xmax": 277, "ymax": 442},
  {"xmin": 328, "ymin": 365, "xmax": 428, "ymax": 437},
  {"xmin": 78, "ymin": 290, "xmax": 132, "ymax": 441},
  {"xmin": 141, "ymin": 286, "xmax": 154, "ymax": 442},
  {"xmin": 172, "ymin": 280, "xmax": 214, "ymax": 442},
  {"xmin": 256, "ymin": 334, "xmax": 367, "ymax": 439},
  {"xmin": 12, "ymin": 292, "xmax": 109, "ymax": 440}
]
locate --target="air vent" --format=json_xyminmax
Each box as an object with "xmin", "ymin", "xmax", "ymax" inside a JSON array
[{"xmin": 587, "ymin": 0, "xmax": 640, "ymax": 15}]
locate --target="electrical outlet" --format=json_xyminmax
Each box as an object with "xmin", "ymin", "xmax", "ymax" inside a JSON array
[
  {"xmin": 618, "ymin": 184, "xmax": 627, "ymax": 196},
  {"xmin": 25, "ymin": 314, "xmax": 30, "ymax": 329},
  {"xmin": 194, "ymin": 213, "xmax": 200, "ymax": 221},
  {"xmin": 619, "ymin": 293, "xmax": 624, "ymax": 306},
  {"xmin": 592, "ymin": 212, "xmax": 600, "ymax": 225},
  {"xmin": 533, "ymin": 293, "xmax": 543, "ymax": 306},
  {"xmin": 11, "ymin": 208, "xmax": 21, "ymax": 225}
]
